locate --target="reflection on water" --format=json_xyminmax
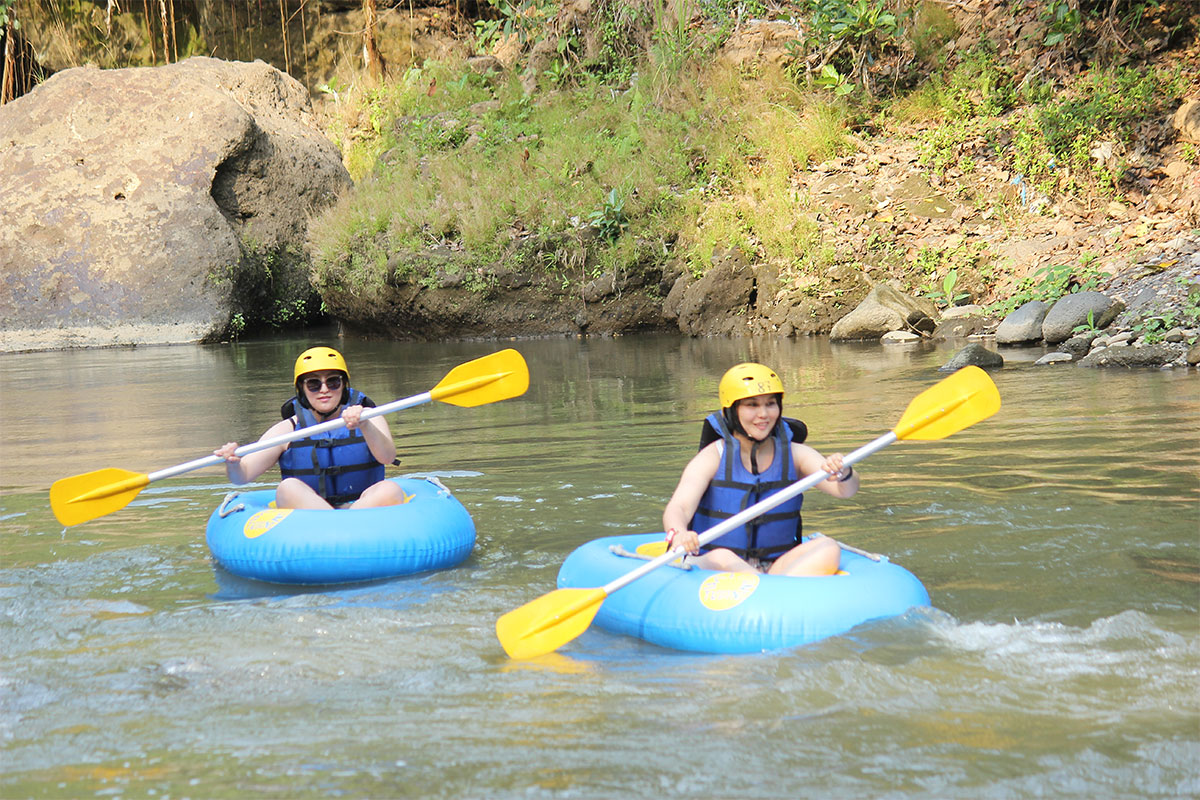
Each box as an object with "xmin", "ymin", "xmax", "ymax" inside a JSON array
[{"xmin": 0, "ymin": 333, "xmax": 1197, "ymax": 798}]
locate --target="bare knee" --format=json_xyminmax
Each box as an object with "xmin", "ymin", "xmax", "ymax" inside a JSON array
[
  {"xmin": 349, "ymin": 480, "xmax": 406, "ymax": 509},
  {"xmin": 695, "ymin": 548, "xmax": 755, "ymax": 573},
  {"xmin": 810, "ymin": 536, "xmax": 841, "ymax": 570},
  {"xmin": 771, "ymin": 536, "xmax": 840, "ymax": 577},
  {"xmin": 276, "ymin": 478, "xmax": 330, "ymax": 510}
]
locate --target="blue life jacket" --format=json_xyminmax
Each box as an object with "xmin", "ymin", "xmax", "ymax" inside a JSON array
[
  {"xmin": 690, "ymin": 411, "xmax": 805, "ymax": 560},
  {"xmin": 278, "ymin": 388, "xmax": 387, "ymax": 505}
]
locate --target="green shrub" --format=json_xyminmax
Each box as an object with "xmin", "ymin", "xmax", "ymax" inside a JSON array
[
  {"xmin": 912, "ymin": 242, "xmax": 988, "ymax": 306},
  {"xmin": 802, "ymin": 0, "xmax": 903, "ymax": 94},
  {"xmin": 588, "ymin": 188, "xmax": 630, "ymax": 241},
  {"xmin": 987, "ymin": 256, "xmax": 1104, "ymax": 317},
  {"xmin": 1010, "ymin": 64, "xmax": 1182, "ymax": 199}
]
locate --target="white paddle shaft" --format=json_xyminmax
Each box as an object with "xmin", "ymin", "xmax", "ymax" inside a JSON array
[{"xmin": 146, "ymin": 391, "xmax": 433, "ymax": 482}]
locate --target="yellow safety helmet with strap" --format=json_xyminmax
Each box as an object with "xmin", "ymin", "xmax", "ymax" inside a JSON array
[
  {"xmin": 292, "ymin": 347, "xmax": 351, "ymax": 412},
  {"xmin": 718, "ymin": 362, "xmax": 784, "ymax": 409},
  {"xmin": 293, "ymin": 346, "xmax": 349, "ymax": 383}
]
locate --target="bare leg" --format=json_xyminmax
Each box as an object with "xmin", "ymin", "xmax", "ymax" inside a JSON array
[
  {"xmin": 348, "ymin": 480, "xmax": 409, "ymax": 509},
  {"xmin": 275, "ymin": 478, "xmax": 334, "ymax": 510},
  {"xmin": 687, "ymin": 547, "xmax": 759, "ymax": 574},
  {"xmin": 768, "ymin": 536, "xmax": 840, "ymax": 577}
]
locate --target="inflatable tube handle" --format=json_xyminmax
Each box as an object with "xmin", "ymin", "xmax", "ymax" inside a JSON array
[
  {"xmin": 217, "ymin": 492, "xmax": 246, "ymax": 518},
  {"xmin": 609, "ymin": 544, "xmax": 693, "ymax": 570},
  {"xmin": 424, "ymin": 475, "xmax": 452, "ymax": 496},
  {"xmin": 809, "ymin": 532, "xmax": 886, "ymax": 563}
]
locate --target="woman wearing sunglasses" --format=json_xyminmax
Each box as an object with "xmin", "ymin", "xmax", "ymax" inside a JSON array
[{"xmin": 213, "ymin": 347, "xmax": 407, "ymax": 509}]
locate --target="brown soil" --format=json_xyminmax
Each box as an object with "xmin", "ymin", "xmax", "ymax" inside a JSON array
[{"xmin": 756, "ymin": 2, "xmax": 1200, "ymax": 336}]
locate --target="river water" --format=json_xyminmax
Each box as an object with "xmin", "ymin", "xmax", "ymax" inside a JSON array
[{"xmin": 1, "ymin": 333, "xmax": 1197, "ymax": 799}]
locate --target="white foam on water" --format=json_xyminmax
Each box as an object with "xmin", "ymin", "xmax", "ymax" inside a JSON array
[{"xmin": 924, "ymin": 609, "xmax": 1198, "ymax": 715}]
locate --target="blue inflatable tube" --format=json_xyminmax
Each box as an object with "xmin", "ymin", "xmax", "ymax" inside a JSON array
[
  {"xmin": 557, "ymin": 533, "xmax": 930, "ymax": 654},
  {"xmin": 205, "ymin": 477, "xmax": 475, "ymax": 585}
]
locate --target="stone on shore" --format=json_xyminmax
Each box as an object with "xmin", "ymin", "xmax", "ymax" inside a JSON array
[
  {"xmin": 1041, "ymin": 291, "xmax": 1124, "ymax": 343},
  {"xmin": 995, "ymin": 300, "xmax": 1049, "ymax": 344},
  {"xmin": 829, "ymin": 284, "xmax": 936, "ymax": 341},
  {"xmin": 939, "ymin": 342, "xmax": 1005, "ymax": 371}
]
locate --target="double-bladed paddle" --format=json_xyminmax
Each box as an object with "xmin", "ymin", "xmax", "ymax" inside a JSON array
[
  {"xmin": 50, "ymin": 348, "xmax": 529, "ymax": 527},
  {"xmin": 496, "ymin": 365, "xmax": 1001, "ymax": 659}
]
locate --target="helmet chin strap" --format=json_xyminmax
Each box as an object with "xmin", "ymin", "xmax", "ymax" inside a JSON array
[
  {"xmin": 749, "ymin": 438, "xmax": 763, "ymax": 475},
  {"xmin": 313, "ymin": 405, "xmax": 341, "ymax": 422},
  {"xmin": 726, "ymin": 408, "xmax": 772, "ymax": 476},
  {"xmin": 748, "ymin": 425, "xmax": 777, "ymax": 475},
  {"xmin": 294, "ymin": 390, "xmax": 343, "ymax": 422}
]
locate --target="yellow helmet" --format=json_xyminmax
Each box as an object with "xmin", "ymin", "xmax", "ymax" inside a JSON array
[
  {"xmin": 718, "ymin": 362, "xmax": 784, "ymax": 409},
  {"xmin": 293, "ymin": 346, "xmax": 349, "ymax": 382}
]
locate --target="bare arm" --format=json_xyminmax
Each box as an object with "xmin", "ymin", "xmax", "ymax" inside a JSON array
[
  {"xmin": 213, "ymin": 418, "xmax": 295, "ymax": 485},
  {"xmin": 662, "ymin": 443, "xmax": 721, "ymax": 554},
  {"xmin": 793, "ymin": 442, "xmax": 860, "ymax": 499},
  {"xmin": 342, "ymin": 404, "xmax": 397, "ymax": 466}
]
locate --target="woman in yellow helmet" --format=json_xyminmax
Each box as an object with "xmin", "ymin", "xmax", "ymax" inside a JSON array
[
  {"xmin": 213, "ymin": 346, "xmax": 408, "ymax": 510},
  {"xmin": 661, "ymin": 362, "xmax": 859, "ymax": 576}
]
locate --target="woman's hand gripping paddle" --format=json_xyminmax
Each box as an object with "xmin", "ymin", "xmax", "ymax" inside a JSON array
[
  {"xmin": 50, "ymin": 349, "xmax": 530, "ymax": 526},
  {"xmin": 495, "ymin": 365, "xmax": 1001, "ymax": 660}
]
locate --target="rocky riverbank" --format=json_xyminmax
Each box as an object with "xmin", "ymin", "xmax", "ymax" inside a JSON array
[{"xmin": 1, "ymin": 3, "xmax": 1197, "ymax": 367}]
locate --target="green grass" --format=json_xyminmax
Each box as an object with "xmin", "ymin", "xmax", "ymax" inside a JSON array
[
  {"xmin": 1009, "ymin": 64, "xmax": 1184, "ymax": 198},
  {"xmin": 903, "ymin": 47, "xmax": 1182, "ymax": 204},
  {"xmin": 309, "ymin": 58, "xmax": 851, "ymax": 299},
  {"xmin": 308, "ymin": 6, "xmax": 1186, "ymax": 316}
]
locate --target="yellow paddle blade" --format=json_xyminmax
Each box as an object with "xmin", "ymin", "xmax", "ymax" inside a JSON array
[
  {"xmin": 49, "ymin": 468, "xmax": 151, "ymax": 527},
  {"xmin": 894, "ymin": 366, "xmax": 1001, "ymax": 441},
  {"xmin": 635, "ymin": 540, "xmax": 669, "ymax": 558},
  {"xmin": 430, "ymin": 348, "xmax": 529, "ymax": 408},
  {"xmin": 496, "ymin": 587, "xmax": 607, "ymax": 659}
]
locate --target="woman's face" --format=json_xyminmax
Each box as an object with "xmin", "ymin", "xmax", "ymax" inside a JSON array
[
  {"xmin": 735, "ymin": 394, "xmax": 780, "ymax": 441},
  {"xmin": 300, "ymin": 370, "xmax": 344, "ymax": 415}
]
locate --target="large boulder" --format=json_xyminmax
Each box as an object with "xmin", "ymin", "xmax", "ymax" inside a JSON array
[
  {"xmin": 1077, "ymin": 343, "xmax": 1187, "ymax": 368},
  {"xmin": 932, "ymin": 307, "xmax": 995, "ymax": 340},
  {"xmin": 829, "ymin": 283, "xmax": 936, "ymax": 341},
  {"xmin": 0, "ymin": 57, "xmax": 351, "ymax": 352},
  {"xmin": 995, "ymin": 300, "xmax": 1049, "ymax": 344},
  {"xmin": 1041, "ymin": 291, "xmax": 1124, "ymax": 343}
]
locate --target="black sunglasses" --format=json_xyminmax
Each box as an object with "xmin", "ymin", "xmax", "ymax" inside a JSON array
[{"xmin": 303, "ymin": 375, "xmax": 343, "ymax": 392}]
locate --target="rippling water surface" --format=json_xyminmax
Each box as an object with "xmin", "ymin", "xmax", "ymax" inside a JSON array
[{"xmin": 1, "ymin": 333, "xmax": 1197, "ymax": 798}]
